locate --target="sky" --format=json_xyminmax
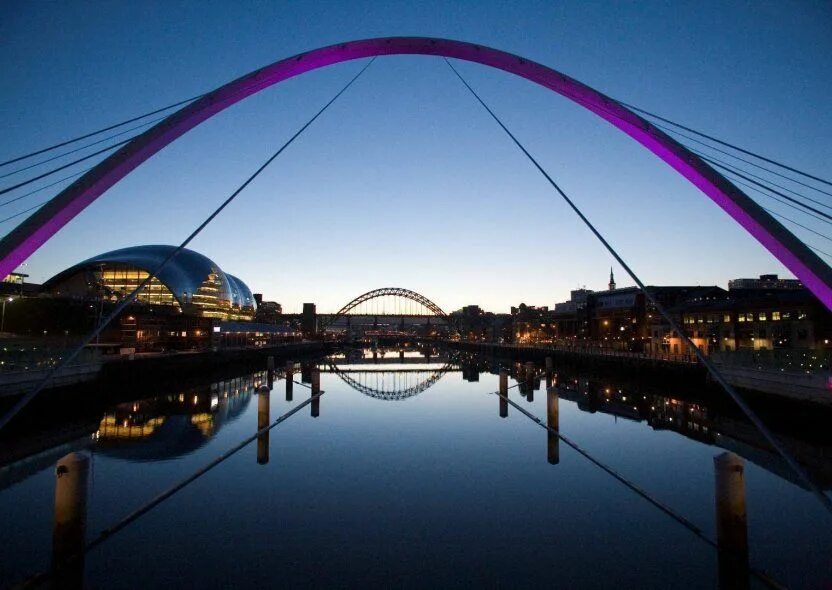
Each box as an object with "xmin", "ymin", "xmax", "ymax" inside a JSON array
[{"xmin": 1, "ymin": 1, "xmax": 830, "ymax": 314}]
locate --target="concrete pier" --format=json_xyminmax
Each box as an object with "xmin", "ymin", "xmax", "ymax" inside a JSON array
[
  {"xmin": 285, "ymin": 360, "xmax": 294, "ymax": 402},
  {"xmin": 499, "ymin": 369, "xmax": 508, "ymax": 418},
  {"xmin": 311, "ymin": 367, "xmax": 320, "ymax": 418},
  {"xmin": 53, "ymin": 452, "xmax": 90, "ymax": 588},
  {"xmin": 257, "ymin": 385, "xmax": 270, "ymax": 465},
  {"xmin": 714, "ymin": 452, "xmax": 749, "ymax": 590},
  {"xmin": 547, "ymin": 389, "xmax": 560, "ymax": 465}
]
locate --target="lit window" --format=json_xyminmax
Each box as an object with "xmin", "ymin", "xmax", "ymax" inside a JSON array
[
  {"xmin": 723, "ymin": 314, "xmax": 731, "ymax": 322},
  {"xmin": 772, "ymin": 311, "xmax": 781, "ymax": 321},
  {"xmin": 759, "ymin": 312, "xmax": 767, "ymax": 321},
  {"xmin": 738, "ymin": 314, "xmax": 745, "ymax": 323}
]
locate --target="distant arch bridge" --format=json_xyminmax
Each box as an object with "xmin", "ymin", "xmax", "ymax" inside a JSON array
[{"xmin": 319, "ymin": 287, "xmax": 457, "ymax": 331}]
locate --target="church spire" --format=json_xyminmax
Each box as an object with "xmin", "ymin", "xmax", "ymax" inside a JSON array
[{"xmin": 608, "ymin": 267, "xmax": 616, "ymax": 291}]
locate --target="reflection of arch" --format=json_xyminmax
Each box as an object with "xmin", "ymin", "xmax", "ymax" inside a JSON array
[
  {"xmin": 1, "ymin": 37, "xmax": 829, "ymax": 307},
  {"xmin": 322, "ymin": 287, "xmax": 453, "ymax": 330},
  {"xmin": 328, "ymin": 363, "xmax": 451, "ymax": 401}
]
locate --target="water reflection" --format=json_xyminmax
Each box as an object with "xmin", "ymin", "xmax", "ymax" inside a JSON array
[
  {"xmin": 326, "ymin": 347, "xmax": 454, "ymax": 401},
  {"xmin": 0, "ymin": 373, "xmax": 263, "ymax": 490},
  {"xmin": 1, "ymin": 345, "xmax": 830, "ymax": 588},
  {"xmin": 93, "ymin": 376, "xmax": 256, "ymax": 462}
]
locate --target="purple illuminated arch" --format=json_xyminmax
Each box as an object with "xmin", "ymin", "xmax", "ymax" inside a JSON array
[{"xmin": 2, "ymin": 37, "xmax": 830, "ymax": 308}]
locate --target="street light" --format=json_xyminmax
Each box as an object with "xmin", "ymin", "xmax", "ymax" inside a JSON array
[{"xmin": 1, "ymin": 297, "xmax": 13, "ymax": 332}]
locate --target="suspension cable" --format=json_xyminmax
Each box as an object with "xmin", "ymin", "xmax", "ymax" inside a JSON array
[
  {"xmin": 0, "ymin": 115, "xmax": 168, "ymax": 180},
  {"xmin": 0, "ymin": 94, "xmax": 204, "ymax": 169},
  {"xmin": 690, "ymin": 149, "xmax": 832, "ymax": 218},
  {"xmin": 723, "ymin": 170, "xmax": 832, "ymax": 226},
  {"xmin": 0, "ymin": 57, "xmax": 376, "ymax": 433},
  {"xmin": 652, "ymin": 123, "xmax": 832, "ymax": 199},
  {"xmin": 492, "ymin": 370, "xmax": 783, "ymax": 589},
  {"xmin": 0, "ymin": 137, "xmax": 134, "ymax": 197},
  {"xmin": 442, "ymin": 57, "xmax": 832, "ymax": 517},
  {"xmin": 763, "ymin": 210, "xmax": 832, "ymax": 257},
  {"xmin": 617, "ymin": 100, "xmax": 832, "ymax": 189},
  {"xmin": 0, "ymin": 166, "xmax": 93, "ymax": 210}
]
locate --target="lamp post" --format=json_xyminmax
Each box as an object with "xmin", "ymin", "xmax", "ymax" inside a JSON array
[{"xmin": 1, "ymin": 296, "xmax": 12, "ymax": 332}]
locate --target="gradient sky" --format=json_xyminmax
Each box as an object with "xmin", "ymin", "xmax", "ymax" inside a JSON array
[{"xmin": 1, "ymin": 1, "xmax": 830, "ymax": 313}]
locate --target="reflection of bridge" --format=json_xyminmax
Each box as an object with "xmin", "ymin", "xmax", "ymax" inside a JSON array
[
  {"xmin": 327, "ymin": 347, "xmax": 456, "ymax": 400},
  {"xmin": 327, "ymin": 364, "xmax": 452, "ymax": 400}
]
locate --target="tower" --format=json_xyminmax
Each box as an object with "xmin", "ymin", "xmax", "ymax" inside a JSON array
[{"xmin": 608, "ymin": 267, "xmax": 616, "ymax": 291}]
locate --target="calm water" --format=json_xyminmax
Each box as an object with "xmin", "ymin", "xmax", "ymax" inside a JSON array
[{"xmin": 1, "ymin": 347, "xmax": 830, "ymax": 589}]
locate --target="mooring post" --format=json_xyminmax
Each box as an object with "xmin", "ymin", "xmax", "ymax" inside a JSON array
[
  {"xmin": 525, "ymin": 361, "xmax": 535, "ymax": 402},
  {"xmin": 285, "ymin": 360, "xmax": 294, "ymax": 402},
  {"xmin": 714, "ymin": 452, "xmax": 750, "ymax": 590},
  {"xmin": 547, "ymin": 389, "xmax": 560, "ymax": 465},
  {"xmin": 545, "ymin": 356, "xmax": 554, "ymax": 389},
  {"xmin": 267, "ymin": 356, "xmax": 275, "ymax": 390},
  {"xmin": 256, "ymin": 385, "xmax": 270, "ymax": 465},
  {"xmin": 499, "ymin": 369, "xmax": 508, "ymax": 418},
  {"xmin": 311, "ymin": 367, "xmax": 320, "ymax": 418},
  {"xmin": 53, "ymin": 452, "xmax": 90, "ymax": 589}
]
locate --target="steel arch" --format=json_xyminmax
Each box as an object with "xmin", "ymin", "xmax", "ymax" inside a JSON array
[
  {"xmin": 328, "ymin": 363, "xmax": 451, "ymax": 401},
  {"xmin": 1, "ymin": 37, "xmax": 830, "ymax": 307},
  {"xmin": 322, "ymin": 287, "xmax": 453, "ymax": 329}
]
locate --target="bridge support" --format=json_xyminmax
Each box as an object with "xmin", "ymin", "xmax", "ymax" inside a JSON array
[
  {"xmin": 257, "ymin": 385, "xmax": 270, "ymax": 465},
  {"xmin": 547, "ymin": 389, "xmax": 560, "ymax": 465},
  {"xmin": 499, "ymin": 369, "xmax": 508, "ymax": 418},
  {"xmin": 714, "ymin": 452, "xmax": 750, "ymax": 590},
  {"xmin": 53, "ymin": 452, "xmax": 89, "ymax": 588},
  {"xmin": 311, "ymin": 367, "xmax": 320, "ymax": 418},
  {"xmin": 285, "ymin": 361, "xmax": 294, "ymax": 402}
]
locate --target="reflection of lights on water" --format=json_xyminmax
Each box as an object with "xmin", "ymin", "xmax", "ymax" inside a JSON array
[{"xmin": 210, "ymin": 396, "xmax": 219, "ymax": 409}]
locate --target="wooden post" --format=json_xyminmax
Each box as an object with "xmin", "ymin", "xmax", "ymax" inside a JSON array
[
  {"xmin": 285, "ymin": 360, "xmax": 294, "ymax": 401},
  {"xmin": 714, "ymin": 452, "xmax": 750, "ymax": 590},
  {"xmin": 53, "ymin": 452, "xmax": 89, "ymax": 589},
  {"xmin": 525, "ymin": 361, "xmax": 535, "ymax": 402},
  {"xmin": 267, "ymin": 355, "xmax": 275, "ymax": 390},
  {"xmin": 311, "ymin": 368, "xmax": 320, "ymax": 418},
  {"xmin": 257, "ymin": 385, "xmax": 270, "ymax": 465},
  {"xmin": 499, "ymin": 369, "xmax": 508, "ymax": 418},
  {"xmin": 547, "ymin": 389, "xmax": 560, "ymax": 465}
]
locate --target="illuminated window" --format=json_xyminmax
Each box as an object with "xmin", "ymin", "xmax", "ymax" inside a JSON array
[
  {"xmin": 758, "ymin": 312, "xmax": 767, "ymax": 321},
  {"xmin": 772, "ymin": 311, "xmax": 781, "ymax": 321},
  {"xmin": 738, "ymin": 314, "xmax": 746, "ymax": 323},
  {"xmin": 723, "ymin": 314, "xmax": 731, "ymax": 322}
]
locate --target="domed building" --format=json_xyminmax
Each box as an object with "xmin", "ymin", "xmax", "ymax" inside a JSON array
[{"xmin": 44, "ymin": 245, "xmax": 256, "ymax": 321}]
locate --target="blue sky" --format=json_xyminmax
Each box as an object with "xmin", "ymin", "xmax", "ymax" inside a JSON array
[{"xmin": 1, "ymin": 1, "xmax": 830, "ymax": 313}]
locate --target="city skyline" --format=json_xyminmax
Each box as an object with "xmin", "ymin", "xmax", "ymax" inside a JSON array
[{"xmin": 2, "ymin": 1, "xmax": 831, "ymax": 313}]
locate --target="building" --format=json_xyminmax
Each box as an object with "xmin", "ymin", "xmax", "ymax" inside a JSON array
[
  {"xmin": 11, "ymin": 245, "xmax": 261, "ymax": 351},
  {"xmin": 44, "ymin": 245, "xmax": 256, "ymax": 321},
  {"xmin": 728, "ymin": 274, "xmax": 802, "ymax": 291},
  {"xmin": 302, "ymin": 303, "xmax": 317, "ymax": 336}
]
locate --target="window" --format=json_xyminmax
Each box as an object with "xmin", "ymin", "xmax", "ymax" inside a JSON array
[
  {"xmin": 758, "ymin": 312, "xmax": 767, "ymax": 321},
  {"xmin": 738, "ymin": 313, "xmax": 745, "ymax": 323},
  {"xmin": 723, "ymin": 314, "xmax": 731, "ymax": 322},
  {"xmin": 798, "ymin": 311, "xmax": 807, "ymax": 320},
  {"xmin": 772, "ymin": 311, "xmax": 781, "ymax": 321}
]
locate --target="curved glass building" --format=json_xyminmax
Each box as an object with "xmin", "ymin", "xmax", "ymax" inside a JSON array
[{"xmin": 44, "ymin": 245, "xmax": 256, "ymax": 320}]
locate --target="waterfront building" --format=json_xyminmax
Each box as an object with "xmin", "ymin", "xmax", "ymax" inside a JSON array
[{"xmin": 44, "ymin": 245, "xmax": 256, "ymax": 321}]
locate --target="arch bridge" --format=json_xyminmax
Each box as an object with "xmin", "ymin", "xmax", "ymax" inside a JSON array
[
  {"xmin": 1, "ymin": 37, "xmax": 829, "ymax": 308},
  {"xmin": 320, "ymin": 287, "xmax": 457, "ymax": 332}
]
